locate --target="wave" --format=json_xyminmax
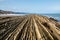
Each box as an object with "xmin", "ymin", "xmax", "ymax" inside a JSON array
[{"xmin": 43, "ymin": 15, "xmax": 60, "ymax": 22}]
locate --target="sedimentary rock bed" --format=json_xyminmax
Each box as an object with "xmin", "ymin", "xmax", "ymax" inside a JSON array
[{"xmin": 0, "ymin": 14, "xmax": 60, "ymax": 40}]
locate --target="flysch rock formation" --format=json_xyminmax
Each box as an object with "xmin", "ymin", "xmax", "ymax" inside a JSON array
[{"xmin": 0, "ymin": 14, "xmax": 60, "ymax": 40}]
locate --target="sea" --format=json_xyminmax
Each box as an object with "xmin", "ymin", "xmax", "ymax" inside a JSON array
[
  {"xmin": 0, "ymin": 14, "xmax": 60, "ymax": 22},
  {"xmin": 41, "ymin": 14, "xmax": 60, "ymax": 22}
]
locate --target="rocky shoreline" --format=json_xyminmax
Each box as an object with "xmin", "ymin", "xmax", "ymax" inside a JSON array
[{"xmin": 0, "ymin": 14, "xmax": 60, "ymax": 40}]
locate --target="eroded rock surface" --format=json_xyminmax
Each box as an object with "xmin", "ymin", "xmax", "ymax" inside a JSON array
[{"xmin": 0, "ymin": 14, "xmax": 60, "ymax": 40}]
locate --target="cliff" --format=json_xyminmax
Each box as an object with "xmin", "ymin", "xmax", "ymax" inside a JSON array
[{"xmin": 0, "ymin": 10, "xmax": 15, "ymax": 14}]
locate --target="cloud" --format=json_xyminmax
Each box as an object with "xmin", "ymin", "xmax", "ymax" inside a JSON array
[{"xmin": 0, "ymin": 0, "xmax": 6, "ymax": 2}]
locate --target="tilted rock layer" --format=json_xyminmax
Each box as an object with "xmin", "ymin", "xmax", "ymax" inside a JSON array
[{"xmin": 0, "ymin": 14, "xmax": 60, "ymax": 40}]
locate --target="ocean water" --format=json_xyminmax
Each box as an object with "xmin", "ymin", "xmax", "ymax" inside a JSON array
[{"xmin": 41, "ymin": 14, "xmax": 60, "ymax": 22}]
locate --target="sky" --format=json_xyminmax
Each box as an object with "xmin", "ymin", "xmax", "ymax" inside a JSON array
[{"xmin": 0, "ymin": 0, "xmax": 60, "ymax": 14}]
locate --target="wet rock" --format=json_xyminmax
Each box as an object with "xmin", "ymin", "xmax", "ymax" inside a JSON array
[{"xmin": 49, "ymin": 17, "xmax": 58, "ymax": 22}]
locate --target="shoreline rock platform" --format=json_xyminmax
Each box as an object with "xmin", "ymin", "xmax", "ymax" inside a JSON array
[{"xmin": 0, "ymin": 14, "xmax": 60, "ymax": 40}]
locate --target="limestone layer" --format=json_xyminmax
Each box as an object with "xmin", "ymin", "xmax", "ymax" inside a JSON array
[{"xmin": 0, "ymin": 14, "xmax": 60, "ymax": 40}]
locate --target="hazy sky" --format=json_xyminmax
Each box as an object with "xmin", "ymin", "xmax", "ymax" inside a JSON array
[{"xmin": 0, "ymin": 0, "xmax": 60, "ymax": 14}]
